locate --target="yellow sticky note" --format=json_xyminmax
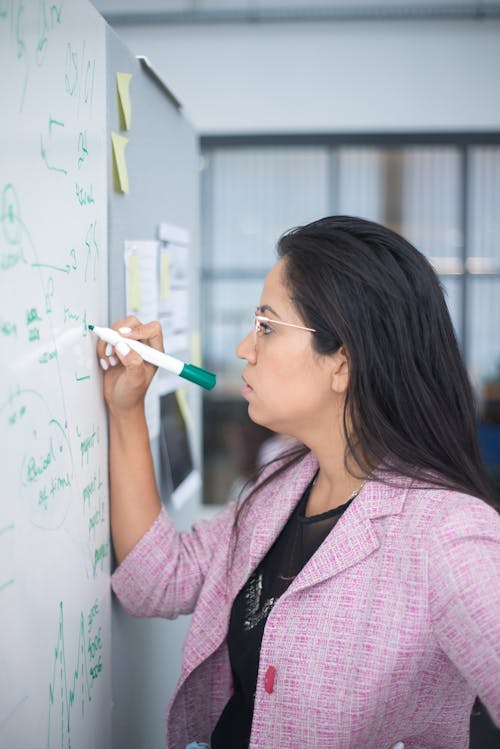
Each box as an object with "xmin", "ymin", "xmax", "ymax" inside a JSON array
[
  {"xmin": 175, "ymin": 388, "xmax": 193, "ymax": 432},
  {"xmin": 160, "ymin": 251, "xmax": 170, "ymax": 300},
  {"xmin": 190, "ymin": 331, "xmax": 202, "ymax": 367},
  {"xmin": 128, "ymin": 255, "xmax": 141, "ymax": 310},
  {"xmin": 111, "ymin": 132, "xmax": 129, "ymax": 193},
  {"xmin": 116, "ymin": 72, "xmax": 132, "ymax": 130}
]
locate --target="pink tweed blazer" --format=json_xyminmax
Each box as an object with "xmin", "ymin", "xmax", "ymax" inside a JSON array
[{"xmin": 111, "ymin": 451, "xmax": 500, "ymax": 749}]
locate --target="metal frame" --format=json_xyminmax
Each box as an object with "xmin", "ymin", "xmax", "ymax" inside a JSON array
[
  {"xmin": 103, "ymin": 3, "xmax": 500, "ymax": 26},
  {"xmin": 200, "ymin": 131, "xmax": 500, "ymax": 362},
  {"xmin": 201, "ymin": 132, "xmax": 500, "ymax": 148}
]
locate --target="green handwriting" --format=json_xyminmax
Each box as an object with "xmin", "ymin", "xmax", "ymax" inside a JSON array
[
  {"xmin": 64, "ymin": 306, "xmax": 80, "ymax": 323},
  {"xmin": 47, "ymin": 601, "xmax": 97, "ymax": 749},
  {"xmin": 1, "ymin": 248, "xmax": 26, "ymax": 270},
  {"xmin": 40, "ymin": 118, "xmax": 67, "ymax": 175},
  {"xmin": 39, "ymin": 349, "xmax": 57, "ymax": 364},
  {"xmin": 88, "ymin": 628, "xmax": 102, "ymax": 660},
  {"xmin": 75, "ymin": 182, "xmax": 95, "ymax": 206},
  {"xmin": 81, "ymin": 309, "xmax": 88, "ymax": 337},
  {"xmin": 82, "ymin": 473, "xmax": 98, "ymax": 507},
  {"xmin": 7, "ymin": 404, "xmax": 26, "ymax": 426},
  {"xmin": 36, "ymin": 0, "xmax": 63, "ymax": 67},
  {"xmin": 45, "ymin": 276, "xmax": 54, "ymax": 315},
  {"xmin": 77, "ymin": 131, "xmax": 89, "ymax": 169},
  {"xmin": 84, "ymin": 220, "xmax": 99, "ymax": 282},
  {"xmin": 89, "ymin": 658, "xmax": 103, "ymax": 681},
  {"xmin": 92, "ymin": 542, "xmax": 108, "ymax": 577},
  {"xmin": 32, "ymin": 247, "xmax": 77, "ymax": 275},
  {"xmin": 15, "ymin": 0, "xmax": 26, "ymax": 60},
  {"xmin": 25, "ymin": 440, "xmax": 55, "ymax": 483},
  {"xmin": 65, "ymin": 40, "xmax": 96, "ymax": 108},
  {"xmin": 78, "ymin": 425, "xmax": 99, "ymax": 463},
  {"xmin": 26, "ymin": 307, "xmax": 42, "ymax": 325},
  {"xmin": 38, "ymin": 474, "xmax": 71, "ymax": 510},
  {"xmin": 1, "ymin": 320, "xmax": 17, "ymax": 336},
  {"xmin": 88, "ymin": 505, "xmax": 105, "ymax": 540},
  {"xmin": 87, "ymin": 600, "xmax": 99, "ymax": 634}
]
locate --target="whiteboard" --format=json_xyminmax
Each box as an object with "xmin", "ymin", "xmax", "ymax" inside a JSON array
[{"xmin": 0, "ymin": 1, "xmax": 110, "ymax": 747}]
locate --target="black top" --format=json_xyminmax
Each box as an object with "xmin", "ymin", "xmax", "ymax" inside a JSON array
[{"xmin": 211, "ymin": 474, "xmax": 355, "ymax": 748}]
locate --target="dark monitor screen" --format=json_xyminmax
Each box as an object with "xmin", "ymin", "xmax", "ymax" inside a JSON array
[{"xmin": 159, "ymin": 390, "xmax": 194, "ymax": 494}]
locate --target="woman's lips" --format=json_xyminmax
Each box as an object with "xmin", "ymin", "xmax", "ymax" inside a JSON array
[{"xmin": 241, "ymin": 377, "xmax": 253, "ymax": 397}]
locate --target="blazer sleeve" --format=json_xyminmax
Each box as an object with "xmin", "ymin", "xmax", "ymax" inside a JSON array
[
  {"xmin": 111, "ymin": 500, "xmax": 238, "ymax": 619},
  {"xmin": 428, "ymin": 497, "xmax": 500, "ymax": 726}
]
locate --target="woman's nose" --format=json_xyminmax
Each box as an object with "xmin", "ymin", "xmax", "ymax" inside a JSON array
[{"xmin": 236, "ymin": 330, "xmax": 256, "ymax": 362}]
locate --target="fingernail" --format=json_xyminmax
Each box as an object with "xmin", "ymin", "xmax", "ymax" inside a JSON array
[
  {"xmin": 109, "ymin": 355, "xmax": 118, "ymax": 366},
  {"xmin": 99, "ymin": 358, "xmax": 109, "ymax": 371},
  {"xmin": 392, "ymin": 743, "xmax": 405, "ymax": 749},
  {"xmin": 105, "ymin": 343, "xmax": 113, "ymax": 356},
  {"xmin": 116, "ymin": 341, "xmax": 130, "ymax": 356},
  {"xmin": 118, "ymin": 326, "xmax": 132, "ymax": 335}
]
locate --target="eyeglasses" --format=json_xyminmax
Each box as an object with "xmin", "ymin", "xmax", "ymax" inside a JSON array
[{"xmin": 253, "ymin": 307, "xmax": 316, "ymax": 344}]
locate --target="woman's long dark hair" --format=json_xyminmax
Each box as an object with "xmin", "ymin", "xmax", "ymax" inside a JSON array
[{"xmin": 230, "ymin": 215, "xmax": 493, "ymax": 563}]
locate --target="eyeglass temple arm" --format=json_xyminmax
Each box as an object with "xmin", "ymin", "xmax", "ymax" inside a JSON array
[{"xmin": 255, "ymin": 314, "xmax": 316, "ymax": 333}]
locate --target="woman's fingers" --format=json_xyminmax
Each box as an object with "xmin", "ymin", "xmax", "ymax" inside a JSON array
[
  {"xmin": 95, "ymin": 316, "xmax": 139, "ymax": 358},
  {"xmin": 101, "ymin": 338, "xmax": 151, "ymax": 412},
  {"xmin": 112, "ymin": 314, "xmax": 142, "ymax": 331},
  {"xmin": 95, "ymin": 318, "xmax": 164, "ymax": 366},
  {"xmin": 95, "ymin": 317, "xmax": 165, "ymax": 413},
  {"xmin": 116, "ymin": 320, "xmax": 164, "ymax": 352},
  {"xmin": 112, "ymin": 338, "xmax": 144, "ymax": 374}
]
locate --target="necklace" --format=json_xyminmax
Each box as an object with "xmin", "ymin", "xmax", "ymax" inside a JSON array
[{"xmin": 311, "ymin": 474, "xmax": 366, "ymax": 506}]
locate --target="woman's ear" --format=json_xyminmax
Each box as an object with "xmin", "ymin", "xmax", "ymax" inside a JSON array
[{"xmin": 330, "ymin": 346, "xmax": 349, "ymax": 394}]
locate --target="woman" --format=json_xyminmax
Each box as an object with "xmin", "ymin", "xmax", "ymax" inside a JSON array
[{"xmin": 99, "ymin": 216, "xmax": 500, "ymax": 749}]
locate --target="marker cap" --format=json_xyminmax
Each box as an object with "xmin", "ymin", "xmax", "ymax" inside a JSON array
[{"xmin": 180, "ymin": 363, "xmax": 216, "ymax": 391}]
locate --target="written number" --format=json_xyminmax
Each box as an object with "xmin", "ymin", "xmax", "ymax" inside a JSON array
[{"xmin": 65, "ymin": 41, "xmax": 95, "ymax": 106}]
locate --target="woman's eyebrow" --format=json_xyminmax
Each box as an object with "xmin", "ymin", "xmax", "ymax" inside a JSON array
[{"xmin": 258, "ymin": 304, "xmax": 281, "ymax": 318}]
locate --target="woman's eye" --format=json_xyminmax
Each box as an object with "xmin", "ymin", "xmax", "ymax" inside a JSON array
[{"xmin": 261, "ymin": 322, "xmax": 273, "ymax": 335}]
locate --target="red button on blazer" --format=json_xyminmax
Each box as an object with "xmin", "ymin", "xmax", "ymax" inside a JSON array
[{"xmin": 264, "ymin": 666, "xmax": 276, "ymax": 694}]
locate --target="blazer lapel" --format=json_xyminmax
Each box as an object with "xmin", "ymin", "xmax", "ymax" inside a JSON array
[
  {"xmin": 186, "ymin": 452, "xmax": 319, "ymax": 672},
  {"xmin": 184, "ymin": 463, "xmax": 410, "ymax": 677},
  {"xmin": 285, "ymin": 474, "xmax": 410, "ymax": 596},
  {"xmin": 248, "ymin": 451, "xmax": 318, "ymax": 566},
  {"xmin": 228, "ymin": 451, "xmax": 318, "ymax": 599}
]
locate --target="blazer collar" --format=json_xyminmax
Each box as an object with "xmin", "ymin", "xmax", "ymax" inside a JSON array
[
  {"xmin": 245, "ymin": 451, "xmax": 412, "ymax": 595},
  {"xmin": 185, "ymin": 453, "xmax": 413, "ymax": 676},
  {"xmin": 247, "ymin": 450, "xmax": 318, "ymax": 571}
]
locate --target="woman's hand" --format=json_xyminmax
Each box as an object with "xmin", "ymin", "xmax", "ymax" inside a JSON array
[
  {"xmin": 98, "ymin": 317, "xmax": 164, "ymax": 562},
  {"xmin": 96, "ymin": 316, "xmax": 164, "ymax": 416}
]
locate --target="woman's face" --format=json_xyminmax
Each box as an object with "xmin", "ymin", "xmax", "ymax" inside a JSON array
[{"xmin": 236, "ymin": 259, "xmax": 345, "ymax": 443}]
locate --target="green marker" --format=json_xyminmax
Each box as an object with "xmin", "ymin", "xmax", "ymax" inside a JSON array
[{"xmin": 88, "ymin": 324, "xmax": 216, "ymax": 390}]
